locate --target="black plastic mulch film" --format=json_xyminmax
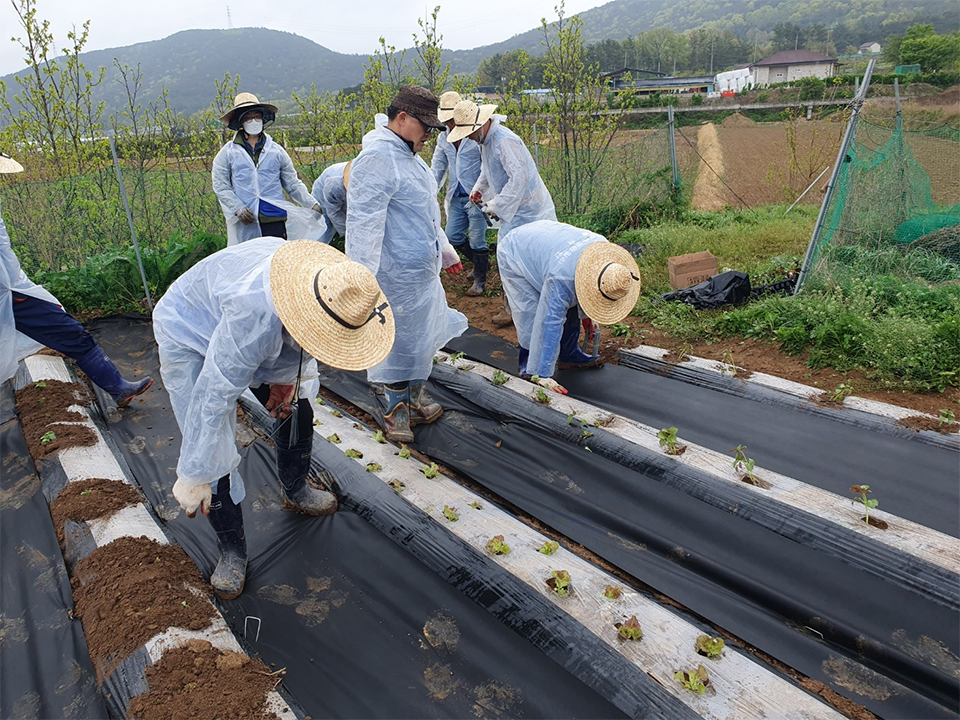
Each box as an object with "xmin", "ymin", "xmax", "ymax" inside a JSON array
[
  {"xmin": 0, "ymin": 385, "xmax": 108, "ymax": 720},
  {"xmin": 86, "ymin": 318, "xmax": 633, "ymax": 720}
]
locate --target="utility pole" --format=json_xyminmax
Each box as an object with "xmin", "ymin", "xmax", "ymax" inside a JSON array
[
  {"xmin": 710, "ymin": 39, "xmax": 715, "ymax": 74},
  {"xmin": 226, "ymin": 6, "xmax": 232, "ymax": 29},
  {"xmin": 795, "ymin": 32, "xmax": 799, "ymax": 50}
]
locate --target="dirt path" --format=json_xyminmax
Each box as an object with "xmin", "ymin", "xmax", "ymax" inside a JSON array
[{"xmin": 690, "ymin": 123, "xmax": 727, "ymax": 210}]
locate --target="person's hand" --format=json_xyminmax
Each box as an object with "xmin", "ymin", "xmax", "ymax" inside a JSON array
[
  {"xmin": 236, "ymin": 207, "xmax": 256, "ymax": 224},
  {"xmin": 537, "ymin": 377, "xmax": 568, "ymax": 395},
  {"xmin": 266, "ymin": 384, "xmax": 296, "ymax": 419},
  {"xmin": 173, "ymin": 479, "xmax": 212, "ymax": 518},
  {"xmin": 441, "ymin": 245, "xmax": 462, "ymax": 272},
  {"xmin": 483, "ymin": 202, "xmax": 500, "ymax": 221},
  {"xmin": 445, "ymin": 261, "xmax": 463, "ymax": 275},
  {"xmin": 311, "ymin": 202, "xmax": 324, "ymax": 216},
  {"xmin": 469, "ymin": 190, "xmax": 482, "ymax": 204},
  {"xmin": 581, "ymin": 317, "xmax": 596, "ymax": 344}
]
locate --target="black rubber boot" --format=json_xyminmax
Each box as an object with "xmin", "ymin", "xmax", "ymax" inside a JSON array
[
  {"xmin": 207, "ymin": 475, "xmax": 247, "ymax": 600},
  {"xmin": 457, "ymin": 244, "xmax": 475, "ymax": 280},
  {"xmin": 276, "ymin": 433, "xmax": 338, "ymax": 516},
  {"xmin": 466, "ymin": 249, "xmax": 488, "ymax": 296}
]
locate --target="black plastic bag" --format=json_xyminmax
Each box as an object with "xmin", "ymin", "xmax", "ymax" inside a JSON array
[{"xmin": 660, "ymin": 270, "xmax": 752, "ymax": 309}]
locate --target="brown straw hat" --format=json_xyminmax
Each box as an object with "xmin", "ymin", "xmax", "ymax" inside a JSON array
[
  {"xmin": 446, "ymin": 100, "xmax": 497, "ymax": 143},
  {"xmin": 574, "ymin": 242, "xmax": 642, "ymax": 325},
  {"xmin": 389, "ymin": 85, "xmax": 445, "ymax": 130},
  {"xmin": 342, "ymin": 159, "xmax": 354, "ymax": 189},
  {"xmin": 220, "ymin": 92, "xmax": 279, "ymax": 125},
  {"xmin": 437, "ymin": 91, "xmax": 462, "ymax": 122},
  {"xmin": 0, "ymin": 151, "xmax": 24, "ymax": 174},
  {"xmin": 270, "ymin": 240, "xmax": 395, "ymax": 371}
]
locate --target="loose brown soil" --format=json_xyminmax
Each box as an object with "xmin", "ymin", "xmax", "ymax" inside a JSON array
[
  {"xmin": 49, "ymin": 478, "xmax": 142, "ymax": 548},
  {"xmin": 126, "ymin": 639, "xmax": 281, "ymax": 720},
  {"xmin": 14, "ymin": 379, "xmax": 98, "ymax": 461},
  {"xmin": 861, "ymin": 516, "xmax": 889, "ymax": 530},
  {"xmin": 71, "ymin": 536, "xmax": 215, "ymax": 681},
  {"xmin": 896, "ymin": 416, "xmax": 960, "ymax": 434}
]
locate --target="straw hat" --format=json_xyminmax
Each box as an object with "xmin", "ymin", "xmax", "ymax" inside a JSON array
[
  {"xmin": 220, "ymin": 92, "xmax": 279, "ymax": 126},
  {"xmin": 342, "ymin": 159, "xmax": 354, "ymax": 190},
  {"xmin": 389, "ymin": 85, "xmax": 444, "ymax": 130},
  {"xmin": 437, "ymin": 91, "xmax": 461, "ymax": 123},
  {"xmin": 270, "ymin": 240, "xmax": 395, "ymax": 371},
  {"xmin": 0, "ymin": 152, "xmax": 24, "ymax": 174},
  {"xmin": 574, "ymin": 242, "xmax": 642, "ymax": 325},
  {"xmin": 446, "ymin": 100, "xmax": 497, "ymax": 143}
]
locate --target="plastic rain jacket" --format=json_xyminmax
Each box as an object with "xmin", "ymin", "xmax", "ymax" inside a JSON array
[
  {"xmin": 431, "ymin": 130, "xmax": 482, "ymax": 211},
  {"xmin": 497, "ymin": 220, "xmax": 606, "ymax": 379},
  {"xmin": 311, "ymin": 162, "xmax": 348, "ymax": 244},
  {"xmin": 0, "ymin": 207, "xmax": 64, "ymax": 382},
  {"xmin": 212, "ymin": 132, "xmax": 321, "ymax": 245},
  {"xmin": 345, "ymin": 126, "xmax": 467, "ymax": 384},
  {"xmin": 472, "ymin": 118, "xmax": 556, "ymax": 237},
  {"xmin": 153, "ymin": 238, "xmax": 319, "ymax": 498}
]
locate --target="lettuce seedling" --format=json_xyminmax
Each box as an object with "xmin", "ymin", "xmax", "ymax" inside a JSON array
[
  {"xmin": 492, "ymin": 369, "xmax": 508, "ymax": 386},
  {"xmin": 372, "ymin": 430, "xmax": 386, "ymax": 443},
  {"xmin": 421, "ymin": 462, "xmax": 440, "ymax": 479},
  {"xmin": 674, "ymin": 665, "xmax": 709, "ymax": 694},
  {"xmin": 40, "ymin": 431, "xmax": 56, "ymax": 444},
  {"xmin": 616, "ymin": 615, "xmax": 643, "ymax": 641},
  {"xmin": 315, "ymin": 396, "xmax": 325, "ymax": 405},
  {"xmin": 547, "ymin": 570, "xmax": 571, "ymax": 597},
  {"xmin": 469, "ymin": 501, "xmax": 482, "ymax": 509},
  {"xmin": 312, "ymin": 419, "xmax": 323, "ymax": 426},
  {"xmin": 604, "ymin": 585, "xmax": 622, "ymax": 600},
  {"xmin": 695, "ymin": 634, "xmax": 725, "ymax": 659},
  {"xmin": 538, "ymin": 541, "xmax": 559, "ymax": 556},
  {"xmin": 398, "ymin": 446, "xmax": 411, "ymax": 459},
  {"xmin": 442, "ymin": 505, "xmax": 459, "ymax": 522},
  {"xmin": 345, "ymin": 448, "xmax": 363, "ymax": 459},
  {"xmin": 329, "ymin": 408, "xmax": 343, "ymax": 418},
  {"xmin": 326, "ymin": 433, "xmax": 341, "ymax": 444},
  {"xmin": 365, "ymin": 463, "xmax": 381, "ymax": 472},
  {"xmin": 388, "ymin": 480, "xmax": 406, "ymax": 493},
  {"xmin": 485, "ymin": 535, "xmax": 510, "ymax": 555},
  {"xmin": 851, "ymin": 484, "xmax": 879, "ymax": 526}
]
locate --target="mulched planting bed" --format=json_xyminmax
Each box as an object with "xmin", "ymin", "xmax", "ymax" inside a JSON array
[
  {"xmin": 897, "ymin": 415, "xmax": 960, "ymax": 434},
  {"xmin": 71, "ymin": 536, "xmax": 215, "ymax": 680},
  {"xmin": 126, "ymin": 639, "xmax": 281, "ymax": 720},
  {"xmin": 14, "ymin": 379, "xmax": 97, "ymax": 460},
  {"xmin": 49, "ymin": 477, "xmax": 143, "ymax": 547}
]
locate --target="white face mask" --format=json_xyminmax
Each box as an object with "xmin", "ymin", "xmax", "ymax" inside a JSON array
[{"xmin": 243, "ymin": 118, "xmax": 263, "ymax": 135}]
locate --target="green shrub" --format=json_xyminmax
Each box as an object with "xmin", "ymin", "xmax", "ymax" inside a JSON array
[{"xmin": 690, "ymin": 93, "xmax": 704, "ymax": 106}]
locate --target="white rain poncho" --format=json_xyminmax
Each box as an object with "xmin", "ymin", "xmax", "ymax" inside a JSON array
[
  {"xmin": 212, "ymin": 132, "xmax": 322, "ymax": 245},
  {"xmin": 0, "ymin": 207, "xmax": 63, "ymax": 382},
  {"xmin": 346, "ymin": 126, "xmax": 467, "ymax": 384},
  {"xmin": 497, "ymin": 220, "xmax": 606, "ymax": 379},
  {"xmin": 472, "ymin": 118, "xmax": 556, "ymax": 237},
  {"xmin": 311, "ymin": 162, "xmax": 348, "ymax": 244},
  {"xmin": 153, "ymin": 238, "xmax": 319, "ymax": 500},
  {"xmin": 431, "ymin": 130, "xmax": 482, "ymax": 206}
]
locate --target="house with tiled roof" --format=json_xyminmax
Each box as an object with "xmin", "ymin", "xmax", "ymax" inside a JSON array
[{"xmin": 750, "ymin": 50, "xmax": 837, "ymax": 85}]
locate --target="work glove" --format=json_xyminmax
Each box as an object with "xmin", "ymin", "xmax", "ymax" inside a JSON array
[
  {"xmin": 537, "ymin": 377, "xmax": 568, "ymax": 395},
  {"xmin": 173, "ymin": 478, "xmax": 212, "ymax": 518},
  {"xmin": 266, "ymin": 384, "xmax": 296, "ymax": 419},
  {"xmin": 582, "ymin": 318, "xmax": 597, "ymax": 345},
  {"xmin": 483, "ymin": 201, "xmax": 500, "ymax": 221},
  {"xmin": 441, "ymin": 245, "xmax": 463, "ymax": 274},
  {"xmin": 236, "ymin": 207, "xmax": 256, "ymax": 224},
  {"xmin": 469, "ymin": 190, "xmax": 482, "ymax": 204}
]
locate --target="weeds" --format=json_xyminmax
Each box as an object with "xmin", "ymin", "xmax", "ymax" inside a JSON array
[
  {"xmin": 609, "ymin": 322, "xmax": 632, "ymax": 339},
  {"xmin": 851, "ymin": 484, "xmax": 879, "ymax": 526},
  {"xmin": 829, "ymin": 383, "xmax": 854, "ymax": 403},
  {"xmin": 939, "ymin": 409, "xmax": 956, "ymax": 427}
]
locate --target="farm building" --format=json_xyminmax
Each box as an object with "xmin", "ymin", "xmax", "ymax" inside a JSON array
[
  {"xmin": 859, "ymin": 41, "xmax": 882, "ymax": 54},
  {"xmin": 602, "ymin": 68, "xmax": 715, "ymax": 96},
  {"xmin": 749, "ymin": 50, "xmax": 837, "ymax": 85}
]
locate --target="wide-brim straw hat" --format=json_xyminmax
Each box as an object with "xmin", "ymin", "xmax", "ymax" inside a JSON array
[
  {"xmin": 437, "ymin": 91, "xmax": 462, "ymax": 122},
  {"xmin": 390, "ymin": 85, "xmax": 445, "ymax": 130},
  {"xmin": 447, "ymin": 100, "xmax": 497, "ymax": 143},
  {"xmin": 342, "ymin": 159, "xmax": 354, "ymax": 189},
  {"xmin": 220, "ymin": 92, "xmax": 279, "ymax": 125},
  {"xmin": 271, "ymin": 240, "xmax": 395, "ymax": 371},
  {"xmin": 574, "ymin": 242, "xmax": 642, "ymax": 325},
  {"xmin": 0, "ymin": 152, "xmax": 24, "ymax": 174}
]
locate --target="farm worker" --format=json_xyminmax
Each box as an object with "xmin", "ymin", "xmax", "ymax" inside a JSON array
[
  {"xmin": 431, "ymin": 91, "xmax": 488, "ymax": 296},
  {"xmin": 497, "ymin": 220, "xmax": 641, "ymax": 394},
  {"xmin": 346, "ymin": 85, "xmax": 467, "ymax": 443},
  {"xmin": 310, "ymin": 115, "xmax": 389, "ymax": 244},
  {"xmin": 447, "ymin": 99, "xmax": 557, "ymax": 326},
  {"xmin": 212, "ymin": 92, "xmax": 323, "ymax": 245},
  {"xmin": 154, "ymin": 238, "xmax": 394, "ymax": 599},
  {"xmin": 0, "ymin": 151, "xmax": 153, "ymax": 404}
]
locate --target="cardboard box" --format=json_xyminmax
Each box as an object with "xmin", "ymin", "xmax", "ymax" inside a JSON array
[{"xmin": 668, "ymin": 251, "xmax": 718, "ymax": 289}]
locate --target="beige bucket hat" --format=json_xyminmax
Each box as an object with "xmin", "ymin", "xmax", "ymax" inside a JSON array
[
  {"xmin": 574, "ymin": 242, "xmax": 642, "ymax": 325},
  {"xmin": 220, "ymin": 92, "xmax": 279, "ymax": 125},
  {"xmin": 446, "ymin": 100, "xmax": 498, "ymax": 143},
  {"xmin": 0, "ymin": 152, "xmax": 25, "ymax": 174},
  {"xmin": 437, "ymin": 91, "xmax": 461, "ymax": 123},
  {"xmin": 271, "ymin": 240, "xmax": 395, "ymax": 371}
]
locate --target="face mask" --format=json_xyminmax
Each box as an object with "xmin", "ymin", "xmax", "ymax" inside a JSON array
[{"xmin": 243, "ymin": 118, "xmax": 263, "ymax": 135}]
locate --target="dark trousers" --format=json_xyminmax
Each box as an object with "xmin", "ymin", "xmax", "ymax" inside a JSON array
[
  {"xmin": 250, "ymin": 384, "xmax": 313, "ymax": 445},
  {"xmin": 259, "ymin": 221, "xmax": 287, "ymax": 240},
  {"xmin": 11, "ymin": 291, "xmax": 98, "ymax": 359}
]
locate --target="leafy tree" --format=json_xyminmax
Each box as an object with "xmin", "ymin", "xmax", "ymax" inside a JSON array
[
  {"xmin": 412, "ymin": 6, "xmax": 451, "ymax": 96},
  {"xmin": 898, "ymin": 25, "xmax": 960, "ymax": 72}
]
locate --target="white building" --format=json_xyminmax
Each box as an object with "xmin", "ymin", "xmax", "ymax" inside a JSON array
[
  {"xmin": 715, "ymin": 66, "xmax": 754, "ymax": 94},
  {"xmin": 749, "ymin": 50, "xmax": 837, "ymax": 86},
  {"xmin": 859, "ymin": 41, "xmax": 882, "ymax": 54}
]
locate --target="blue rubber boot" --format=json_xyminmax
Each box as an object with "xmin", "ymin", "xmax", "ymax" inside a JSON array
[
  {"xmin": 207, "ymin": 474, "xmax": 247, "ymax": 600},
  {"xmin": 557, "ymin": 307, "xmax": 601, "ymax": 369},
  {"xmin": 382, "ymin": 383, "xmax": 414, "ymax": 443},
  {"xmin": 75, "ymin": 345, "xmax": 153, "ymax": 407}
]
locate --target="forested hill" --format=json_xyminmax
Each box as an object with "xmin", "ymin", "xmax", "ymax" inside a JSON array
[{"xmin": 1, "ymin": 0, "xmax": 955, "ymax": 117}]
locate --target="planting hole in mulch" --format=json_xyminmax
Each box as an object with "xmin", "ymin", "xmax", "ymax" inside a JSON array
[
  {"xmin": 860, "ymin": 516, "xmax": 889, "ymax": 530},
  {"xmin": 896, "ymin": 416, "xmax": 960, "ymax": 435},
  {"xmin": 14, "ymin": 379, "xmax": 97, "ymax": 460},
  {"xmin": 71, "ymin": 536, "xmax": 215, "ymax": 680},
  {"xmin": 49, "ymin": 478, "xmax": 142, "ymax": 548},
  {"xmin": 126, "ymin": 639, "xmax": 282, "ymax": 720},
  {"xmin": 740, "ymin": 474, "xmax": 773, "ymax": 490}
]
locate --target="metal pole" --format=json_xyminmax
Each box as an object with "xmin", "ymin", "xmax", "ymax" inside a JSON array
[
  {"xmin": 794, "ymin": 58, "xmax": 875, "ymax": 294},
  {"xmin": 532, "ymin": 122, "xmax": 540, "ymax": 168},
  {"xmin": 109, "ymin": 135, "xmax": 153, "ymax": 311},
  {"xmin": 894, "ymin": 78, "xmax": 901, "ymax": 117},
  {"xmin": 784, "ymin": 165, "xmax": 830, "ymax": 214},
  {"xmin": 667, "ymin": 105, "xmax": 679, "ymax": 189}
]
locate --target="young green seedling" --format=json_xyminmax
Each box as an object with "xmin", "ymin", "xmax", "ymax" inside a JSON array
[
  {"xmin": 315, "ymin": 396, "xmax": 325, "ymax": 405},
  {"xmin": 938, "ymin": 409, "xmax": 956, "ymax": 427},
  {"xmin": 372, "ymin": 430, "xmax": 386, "ymax": 444},
  {"xmin": 851, "ymin": 484, "xmax": 879, "ymax": 526},
  {"xmin": 829, "ymin": 382, "xmax": 853, "ymax": 403},
  {"xmin": 80, "ymin": 488, "xmax": 94, "ymax": 496},
  {"xmin": 674, "ymin": 665, "xmax": 710, "ymax": 694},
  {"xmin": 547, "ymin": 570, "xmax": 571, "ymax": 597},
  {"xmin": 40, "ymin": 431, "xmax": 56, "ymax": 444},
  {"xmin": 326, "ymin": 433, "xmax": 341, "ymax": 444},
  {"xmin": 730, "ymin": 444, "xmax": 759, "ymax": 485},
  {"xmin": 485, "ymin": 535, "xmax": 510, "ymax": 555},
  {"xmin": 616, "ymin": 615, "xmax": 643, "ymax": 641},
  {"xmin": 534, "ymin": 388, "xmax": 551, "ymax": 405},
  {"xmin": 491, "ymin": 369, "xmax": 508, "ymax": 386},
  {"xmin": 34, "ymin": 380, "xmax": 46, "ymax": 388},
  {"xmin": 604, "ymin": 585, "xmax": 622, "ymax": 600},
  {"xmin": 609, "ymin": 322, "xmax": 632, "ymax": 339},
  {"xmin": 329, "ymin": 408, "xmax": 343, "ymax": 418},
  {"xmin": 344, "ymin": 448, "xmax": 363, "ymax": 459},
  {"xmin": 398, "ymin": 446, "xmax": 411, "ymax": 459},
  {"xmin": 421, "ymin": 462, "xmax": 440, "ymax": 479},
  {"xmin": 657, "ymin": 426, "xmax": 684, "ymax": 455},
  {"xmin": 442, "ymin": 505, "xmax": 459, "ymax": 522},
  {"xmin": 312, "ymin": 419, "xmax": 323, "ymax": 427},
  {"xmin": 695, "ymin": 634, "xmax": 725, "ymax": 659},
  {"xmin": 538, "ymin": 540, "xmax": 559, "ymax": 556},
  {"xmin": 365, "ymin": 462, "xmax": 382, "ymax": 473},
  {"xmin": 388, "ymin": 480, "xmax": 406, "ymax": 493},
  {"xmin": 449, "ymin": 351, "xmax": 466, "ymax": 369},
  {"xmin": 468, "ymin": 501, "xmax": 482, "ymax": 509}
]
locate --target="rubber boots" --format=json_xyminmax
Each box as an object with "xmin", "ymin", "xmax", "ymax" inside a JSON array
[
  {"xmin": 491, "ymin": 296, "xmax": 513, "ymax": 328},
  {"xmin": 382, "ymin": 383, "xmax": 414, "ymax": 443},
  {"xmin": 465, "ymin": 249, "xmax": 488, "ymax": 297},
  {"xmin": 409, "ymin": 381, "xmax": 443, "ymax": 426},
  {"xmin": 456, "ymin": 244, "xmax": 474, "ymax": 281},
  {"xmin": 75, "ymin": 345, "xmax": 153, "ymax": 407},
  {"xmin": 276, "ymin": 434, "xmax": 338, "ymax": 515},
  {"xmin": 557, "ymin": 307, "xmax": 602, "ymax": 370},
  {"xmin": 518, "ymin": 347, "xmax": 530, "ymax": 378},
  {"xmin": 207, "ymin": 475, "xmax": 247, "ymax": 600}
]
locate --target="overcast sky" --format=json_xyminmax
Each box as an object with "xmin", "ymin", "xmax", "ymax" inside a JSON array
[{"xmin": 0, "ymin": 0, "xmax": 612, "ymax": 76}]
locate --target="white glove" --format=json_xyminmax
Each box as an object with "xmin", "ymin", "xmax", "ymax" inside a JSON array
[
  {"xmin": 173, "ymin": 478, "xmax": 212, "ymax": 518},
  {"xmin": 483, "ymin": 200, "xmax": 501, "ymax": 221},
  {"xmin": 236, "ymin": 207, "xmax": 256, "ymax": 224},
  {"xmin": 441, "ymin": 244, "xmax": 461, "ymax": 269},
  {"xmin": 311, "ymin": 202, "xmax": 324, "ymax": 216},
  {"xmin": 537, "ymin": 377, "xmax": 568, "ymax": 395}
]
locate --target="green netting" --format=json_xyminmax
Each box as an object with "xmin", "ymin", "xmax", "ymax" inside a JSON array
[{"xmin": 807, "ymin": 118, "xmax": 960, "ymax": 288}]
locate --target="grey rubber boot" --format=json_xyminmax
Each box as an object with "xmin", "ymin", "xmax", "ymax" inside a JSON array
[
  {"xmin": 207, "ymin": 475, "xmax": 247, "ymax": 600},
  {"xmin": 276, "ymin": 434, "xmax": 338, "ymax": 516},
  {"xmin": 408, "ymin": 381, "xmax": 443, "ymax": 426},
  {"xmin": 465, "ymin": 249, "xmax": 488, "ymax": 296}
]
